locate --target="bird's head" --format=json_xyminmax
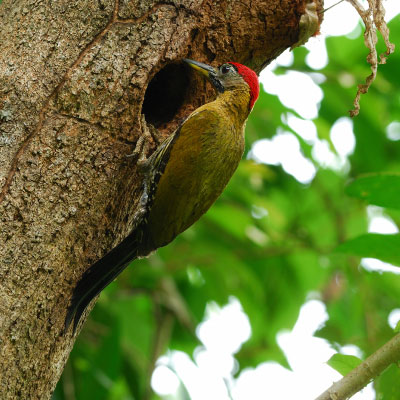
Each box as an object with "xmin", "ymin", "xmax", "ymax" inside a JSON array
[{"xmin": 184, "ymin": 58, "xmax": 260, "ymax": 110}]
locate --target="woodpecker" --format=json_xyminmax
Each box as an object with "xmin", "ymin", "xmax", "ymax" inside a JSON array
[{"xmin": 65, "ymin": 58, "xmax": 260, "ymax": 333}]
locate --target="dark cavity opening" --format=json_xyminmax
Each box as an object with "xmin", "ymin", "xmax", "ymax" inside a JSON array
[{"xmin": 142, "ymin": 63, "xmax": 189, "ymax": 128}]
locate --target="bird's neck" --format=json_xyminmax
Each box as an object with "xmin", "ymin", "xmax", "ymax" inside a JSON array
[{"xmin": 215, "ymin": 87, "xmax": 251, "ymax": 126}]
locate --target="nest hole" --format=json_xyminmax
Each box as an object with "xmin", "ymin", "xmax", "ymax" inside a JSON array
[{"xmin": 142, "ymin": 63, "xmax": 190, "ymax": 128}]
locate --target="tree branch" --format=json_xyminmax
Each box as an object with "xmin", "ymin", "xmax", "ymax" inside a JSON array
[{"xmin": 315, "ymin": 333, "xmax": 400, "ymax": 400}]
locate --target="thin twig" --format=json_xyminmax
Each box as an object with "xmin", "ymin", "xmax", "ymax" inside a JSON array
[{"xmin": 322, "ymin": 0, "xmax": 345, "ymax": 14}]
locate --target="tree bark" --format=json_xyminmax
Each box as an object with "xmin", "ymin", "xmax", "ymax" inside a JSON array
[{"xmin": 0, "ymin": 0, "xmax": 322, "ymax": 398}]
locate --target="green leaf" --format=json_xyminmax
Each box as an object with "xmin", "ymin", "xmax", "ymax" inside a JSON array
[
  {"xmin": 336, "ymin": 234, "xmax": 400, "ymax": 266},
  {"xmin": 395, "ymin": 320, "xmax": 400, "ymax": 333},
  {"xmin": 327, "ymin": 354, "xmax": 363, "ymax": 376},
  {"xmin": 374, "ymin": 363, "xmax": 400, "ymax": 400},
  {"xmin": 346, "ymin": 173, "xmax": 400, "ymax": 209}
]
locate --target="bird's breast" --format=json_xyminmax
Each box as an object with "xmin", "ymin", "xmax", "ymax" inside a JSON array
[{"xmin": 144, "ymin": 105, "xmax": 245, "ymax": 249}]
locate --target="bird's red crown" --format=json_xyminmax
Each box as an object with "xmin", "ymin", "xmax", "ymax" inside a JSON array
[{"xmin": 228, "ymin": 62, "xmax": 260, "ymax": 109}]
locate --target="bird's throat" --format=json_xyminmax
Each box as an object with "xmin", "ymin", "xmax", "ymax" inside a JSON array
[{"xmin": 216, "ymin": 87, "xmax": 252, "ymax": 126}]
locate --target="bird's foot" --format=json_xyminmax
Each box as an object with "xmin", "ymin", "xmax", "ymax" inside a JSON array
[{"xmin": 126, "ymin": 115, "xmax": 162, "ymax": 172}]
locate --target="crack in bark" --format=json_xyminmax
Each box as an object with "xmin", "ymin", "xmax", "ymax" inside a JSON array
[
  {"xmin": 0, "ymin": 0, "xmax": 183, "ymax": 206},
  {"xmin": 0, "ymin": 1, "xmax": 119, "ymax": 205},
  {"xmin": 56, "ymin": 112, "xmax": 107, "ymax": 130}
]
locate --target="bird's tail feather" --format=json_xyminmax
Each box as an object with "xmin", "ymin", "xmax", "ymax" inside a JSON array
[{"xmin": 65, "ymin": 233, "xmax": 141, "ymax": 333}]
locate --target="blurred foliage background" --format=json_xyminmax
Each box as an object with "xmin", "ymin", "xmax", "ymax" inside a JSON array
[{"xmin": 54, "ymin": 13, "xmax": 400, "ymax": 400}]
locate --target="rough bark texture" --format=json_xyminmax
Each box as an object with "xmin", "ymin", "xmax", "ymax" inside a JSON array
[{"xmin": 0, "ymin": 0, "xmax": 322, "ymax": 398}]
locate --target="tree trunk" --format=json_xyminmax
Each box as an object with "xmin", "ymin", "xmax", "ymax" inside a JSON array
[{"xmin": 0, "ymin": 0, "xmax": 322, "ymax": 398}]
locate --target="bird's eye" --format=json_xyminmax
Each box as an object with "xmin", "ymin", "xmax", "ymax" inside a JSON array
[{"xmin": 221, "ymin": 65, "xmax": 231, "ymax": 74}]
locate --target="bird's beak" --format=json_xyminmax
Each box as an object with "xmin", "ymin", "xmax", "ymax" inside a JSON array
[
  {"xmin": 183, "ymin": 58, "xmax": 217, "ymax": 78},
  {"xmin": 183, "ymin": 59, "xmax": 224, "ymax": 93}
]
